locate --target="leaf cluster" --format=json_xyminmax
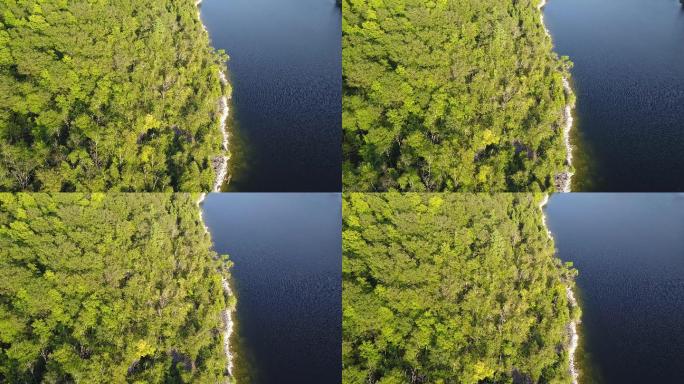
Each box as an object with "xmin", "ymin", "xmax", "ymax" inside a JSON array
[
  {"xmin": 0, "ymin": 0, "xmax": 229, "ymax": 191},
  {"xmin": 343, "ymin": 0, "xmax": 573, "ymax": 191},
  {"xmin": 342, "ymin": 193, "xmax": 577, "ymax": 383},
  {"xmin": 0, "ymin": 193, "xmax": 233, "ymax": 383}
]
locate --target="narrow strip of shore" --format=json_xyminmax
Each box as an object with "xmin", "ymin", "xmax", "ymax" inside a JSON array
[
  {"xmin": 194, "ymin": 0, "xmax": 235, "ymax": 374},
  {"xmin": 221, "ymin": 278, "xmax": 236, "ymax": 378},
  {"xmin": 213, "ymin": 91, "xmax": 230, "ymax": 192},
  {"xmin": 566, "ymin": 285, "xmax": 580, "ymax": 383},
  {"xmin": 196, "ymin": 193, "xmax": 236, "ymax": 382},
  {"xmin": 538, "ymin": 194, "xmax": 579, "ymax": 384},
  {"xmin": 538, "ymin": 0, "xmax": 575, "ymax": 193},
  {"xmin": 195, "ymin": 0, "xmax": 231, "ymax": 193},
  {"xmin": 195, "ymin": 0, "xmax": 234, "ymax": 376}
]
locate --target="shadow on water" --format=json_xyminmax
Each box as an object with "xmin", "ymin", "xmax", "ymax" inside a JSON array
[
  {"xmin": 567, "ymin": 79, "xmax": 599, "ymax": 192},
  {"xmin": 540, "ymin": 10, "xmax": 599, "ymax": 192},
  {"xmin": 201, "ymin": 0, "xmax": 342, "ymax": 192},
  {"xmin": 546, "ymin": 194, "xmax": 684, "ymax": 382},
  {"xmin": 212, "ymin": 68, "xmax": 251, "ymax": 192},
  {"xmin": 220, "ymin": 94, "xmax": 250, "ymax": 192},
  {"xmin": 226, "ymin": 278, "xmax": 259, "ymax": 384},
  {"xmin": 570, "ymin": 286, "xmax": 604, "ymax": 384},
  {"xmin": 545, "ymin": 0, "xmax": 684, "ymax": 191},
  {"xmin": 219, "ymin": 85, "xmax": 250, "ymax": 193},
  {"xmin": 201, "ymin": 193, "xmax": 342, "ymax": 384}
]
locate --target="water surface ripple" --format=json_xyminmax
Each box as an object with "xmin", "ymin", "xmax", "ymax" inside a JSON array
[
  {"xmin": 547, "ymin": 193, "xmax": 684, "ymax": 383},
  {"xmin": 544, "ymin": 0, "xmax": 684, "ymax": 191},
  {"xmin": 201, "ymin": 0, "xmax": 342, "ymax": 192},
  {"xmin": 202, "ymin": 193, "xmax": 342, "ymax": 384}
]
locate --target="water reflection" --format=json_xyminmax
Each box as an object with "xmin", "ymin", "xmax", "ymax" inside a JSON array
[
  {"xmin": 202, "ymin": 193, "xmax": 341, "ymax": 383},
  {"xmin": 547, "ymin": 193, "xmax": 684, "ymax": 382}
]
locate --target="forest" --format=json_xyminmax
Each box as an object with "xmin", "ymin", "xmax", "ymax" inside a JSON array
[
  {"xmin": 342, "ymin": 193, "xmax": 578, "ymax": 383},
  {"xmin": 0, "ymin": 0, "xmax": 229, "ymax": 192},
  {"xmin": 342, "ymin": 0, "xmax": 573, "ymax": 191},
  {"xmin": 0, "ymin": 193, "xmax": 234, "ymax": 383}
]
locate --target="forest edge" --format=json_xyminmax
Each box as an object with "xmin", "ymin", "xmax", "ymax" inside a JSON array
[
  {"xmin": 197, "ymin": 192, "xmax": 236, "ymax": 383},
  {"xmin": 539, "ymin": 0, "xmax": 575, "ymax": 193},
  {"xmin": 194, "ymin": 0, "xmax": 235, "ymax": 378},
  {"xmin": 195, "ymin": 0, "xmax": 231, "ymax": 192},
  {"xmin": 539, "ymin": 194, "xmax": 579, "ymax": 384}
]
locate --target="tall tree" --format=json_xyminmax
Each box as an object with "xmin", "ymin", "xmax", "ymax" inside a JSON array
[
  {"xmin": 343, "ymin": 193, "xmax": 578, "ymax": 383},
  {"xmin": 0, "ymin": 193, "xmax": 234, "ymax": 383},
  {"xmin": 0, "ymin": 0, "xmax": 230, "ymax": 191},
  {"xmin": 343, "ymin": 0, "xmax": 574, "ymax": 191}
]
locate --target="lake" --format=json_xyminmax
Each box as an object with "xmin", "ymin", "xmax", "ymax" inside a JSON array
[
  {"xmin": 202, "ymin": 193, "xmax": 342, "ymax": 383},
  {"xmin": 200, "ymin": 0, "xmax": 342, "ymax": 192},
  {"xmin": 543, "ymin": 0, "xmax": 684, "ymax": 191},
  {"xmin": 546, "ymin": 193, "xmax": 684, "ymax": 382}
]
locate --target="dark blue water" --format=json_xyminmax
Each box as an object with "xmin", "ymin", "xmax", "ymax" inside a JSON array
[
  {"xmin": 202, "ymin": 193, "xmax": 341, "ymax": 384},
  {"xmin": 200, "ymin": 0, "xmax": 342, "ymax": 192},
  {"xmin": 546, "ymin": 193, "xmax": 684, "ymax": 383},
  {"xmin": 544, "ymin": 0, "xmax": 684, "ymax": 191}
]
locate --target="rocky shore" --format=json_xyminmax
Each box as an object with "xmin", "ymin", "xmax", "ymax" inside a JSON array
[
  {"xmin": 194, "ymin": 0, "xmax": 236, "ymax": 374},
  {"xmin": 538, "ymin": 194, "xmax": 579, "ymax": 384},
  {"xmin": 196, "ymin": 0, "xmax": 231, "ymax": 192},
  {"xmin": 539, "ymin": 0, "xmax": 575, "ymax": 193},
  {"xmin": 196, "ymin": 193, "xmax": 236, "ymax": 383}
]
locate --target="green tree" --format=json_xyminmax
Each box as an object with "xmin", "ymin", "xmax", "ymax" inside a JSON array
[
  {"xmin": 342, "ymin": 193, "xmax": 578, "ymax": 383},
  {"xmin": 0, "ymin": 0, "xmax": 229, "ymax": 191},
  {"xmin": 0, "ymin": 193, "xmax": 234, "ymax": 383},
  {"xmin": 342, "ymin": 0, "xmax": 574, "ymax": 191}
]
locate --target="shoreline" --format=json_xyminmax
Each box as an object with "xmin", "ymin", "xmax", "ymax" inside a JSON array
[
  {"xmin": 195, "ymin": 0, "xmax": 235, "ymax": 366},
  {"xmin": 195, "ymin": 0, "xmax": 234, "ymax": 379},
  {"xmin": 221, "ymin": 278, "xmax": 236, "ymax": 379},
  {"xmin": 196, "ymin": 193, "xmax": 236, "ymax": 382},
  {"xmin": 566, "ymin": 285, "xmax": 580, "ymax": 384},
  {"xmin": 538, "ymin": 0, "xmax": 575, "ymax": 193},
  {"xmin": 538, "ymin": 194, "xmax": 579, "ymax": 384},
  {"xmin": 213, "ymin": 91, "xmax": 230, "ymax": 192},
  {"xmin": 196, "ymin": 0, "xmax": 231, "ymax": 193}
]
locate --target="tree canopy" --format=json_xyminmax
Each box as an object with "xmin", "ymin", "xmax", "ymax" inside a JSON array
[
  {"xmin": 0, "ymin": 193, "xmax": 234, "ymax": 383},
  {"xmin": 342, "ymin": 193, "xmax": 578, "ymax": 383},
  {"xmin": 0, "ymin": 0, "xmax": 229, "ymax": 192},
  {"xmin": 342, "ymin": 0, "xmax": 574, "ymax": 191}
]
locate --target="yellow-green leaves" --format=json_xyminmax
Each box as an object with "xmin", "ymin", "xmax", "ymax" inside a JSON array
[
  {"xmin": 0, "ymin": 194, "xmax": 231, "ymax": 382},
  {"xmin": 343, "ymin": 194, "xmax": 575, "ymax": 383},
  {"xmin": 343, "ymin": 0, "xmax": 572, "ymax": 191},
  {"xmin": 469, "ymin": 361, "xmax": 496, "ymax": 383},
  {"xmin": 134, "ymin": 339, "xmax": 155, "ymax": 358},
  {"xmin": 0, "ymin": 0, "xmax": 228, "ymax": 191}
]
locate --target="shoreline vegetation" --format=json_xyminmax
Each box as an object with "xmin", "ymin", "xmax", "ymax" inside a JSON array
[
  {"xmin": 539, "ymin": 194, "xmax": 580, "ymax": 384},
  {"xmin": 0, "ymin": 0, "xmax": 229, "ymax": 192},
  {"xmin": 197, "ymin": 192, "xmax": 236, "ymax": 383},
  {"xmin": 343, "ymin": 193, "xmax": 577, "ymax": 383},
  {"xmin": 195, "ymin": 0, "xmax": 232, "ymax": 193},
  {"xmin": 0, "ymin": 194, "xmax": 233, "ymax": 382},
  {"xmin": 537, "ymin": 0, "xmax": 576, "ymax": 193},
  {"xmin": 343, "ymin": 0, "xmax": 574, "ymax": 192},
  {"xmin": 194, "ymin": 0, "xmax": 234, "ymax": 371}
]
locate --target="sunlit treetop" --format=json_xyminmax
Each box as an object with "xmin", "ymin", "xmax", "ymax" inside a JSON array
[
  {"xmin": 0, "ymin": 0, "xmax": 230, "ymax": 192},
  {"xmin": 343, "ymin": 0, "xmax": 573, "ymax": 192}
]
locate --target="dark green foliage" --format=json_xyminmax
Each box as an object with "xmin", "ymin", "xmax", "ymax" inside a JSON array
[
  {"xmin": 0, "ymin": 0, "xmax": 229, "ymax": 191},
  {"xmin": 0, "ymin": 193, "xmax": 233, "ymax": 383},
  {"xmin": 343, "ymin": 193, "xmax": 577, "ymax": 383},
  {"xmin": 343, "ymin": 0, "xmax": 574, "ymax": 191}
]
